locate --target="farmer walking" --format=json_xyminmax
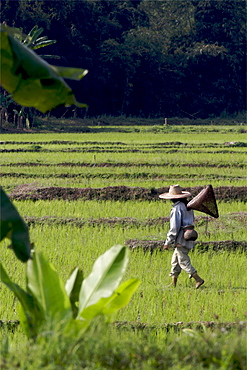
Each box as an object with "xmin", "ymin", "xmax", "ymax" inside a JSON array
[{"xmin": 159, "ymin": 184, "xmax": 204, "ymax": 289}]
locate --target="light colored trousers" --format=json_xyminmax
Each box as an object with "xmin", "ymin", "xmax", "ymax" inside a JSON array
[{"xmin": 169, "ymin": 245, "xmax": 196, "ymax": 278}]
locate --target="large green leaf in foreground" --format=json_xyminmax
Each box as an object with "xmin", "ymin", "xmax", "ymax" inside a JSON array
[
  {"xmin": 0, "ymin": 24, "xmax": 88, "ymax": 113},
  {"xmin": 65, "ymin": 267, "xmax": 84, "ymax": 318},
  {"xmin": 27, "ymin": 252, "xmax": 73, "ymax": 323},
  {"xmin": 0, "ymin": 186, "xmax": 31, "ymax": 262},
  {"xmin": 81, "ymin": 278, "xmax": 140, "ymax": 320},
  {"xmin": 0, "ymin": 263, "xmax": 43, "ymax": 338},
  {"xmin": 1, "ymin": 244, "xmax": 140, "ymax": 339},
  {"xmin": 78, "ymin": 245, "xmax": 131, "ymax": 318}
]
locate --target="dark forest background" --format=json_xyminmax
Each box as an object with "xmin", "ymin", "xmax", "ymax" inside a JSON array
[{"xmin": 1, "ymin": 0, "xmax": 246, "ymax": 119}]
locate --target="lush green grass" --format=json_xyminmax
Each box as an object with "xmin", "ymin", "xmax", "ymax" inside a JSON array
[
  {"xmin": 2, "ymin": 164, "xmax": 246, "ymax": 179},
  {"xmin": 2, "ymin": 177, "xmax": 246, "ymax": 192},
  {"xmin": 11, "ymin": 199, "xmax": 245, "ymax": 219},
  {"xmin": 1, "ymin": 220, "xmax": 246, "ymax": 323},
  {"xmin": 1, "ymin": 126, "xmax": 247, "ymax": 143},
  {"xmin": 1, "ymin": 127, "xmax": 246, "ymax": 369},
  {"xmin": 12, "ymin": 199, "xmax": 172, "ymax": 218},
  {"xmin": 1, "ymin": 320, "xmax": 246, "ymax": 369},
  {"xmin": 1, "ymin": 128, "xmax": 246, "ymax": 191}
]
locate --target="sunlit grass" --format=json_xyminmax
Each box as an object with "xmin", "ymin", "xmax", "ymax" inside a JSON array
[
  {"xmin": 1, "ymin": 128, "xmax": 246, "ymax": 328},
  {"xmin": 121, "ymin": 249, "xmax": 247, "ymax": 323},
  {"xmin": 1, "ymin": 148, "xmax": 246, "ymax": 165},
  {"xmin": 1, "ymin": 226, "xmax": 246, "ymax": 324},
  {"xmin": 1, "ymin": 127, "xmax": 247, "ymax": 143},
  {"xmin": 12, "ymin": 199, "xmax": 246, "ymax": 220},
  {"xmin": 2, "ymin": 178, "xmax": 247, "ymax": 194},
  {"xmin": 1, "ymin": 164, "xmax": 246, "ymax": 180}
]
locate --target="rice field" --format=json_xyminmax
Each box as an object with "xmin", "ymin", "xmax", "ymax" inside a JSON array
[
  {"xmin": 1, "ymin": 130, "xmax": 246, "ymax": 191},
  {"xmin": 1, "ymin": 125, "xmax": 247, "ymax": 368}
]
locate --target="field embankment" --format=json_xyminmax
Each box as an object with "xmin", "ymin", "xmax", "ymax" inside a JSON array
[{"xmin": 8, "ymin": 184, "xmax": 247, "ymax": 202}]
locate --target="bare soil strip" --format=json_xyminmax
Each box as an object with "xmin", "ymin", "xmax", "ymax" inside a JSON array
[
  {"xmin": 125, "ymin": 239, "xmax": 247, "ymax": 253},
  {"xmin": 10, "ymin": 185, "xmax": 247, "ymax": 202},
  {"xmin": 1, "ymin": 140, "xmax": 246, "ymax": 148},
  {"xmin": 2, "ymin": 320, "xmax": 246, "ymax": 334},
  {"xmin": 24, "ymin": 216, "xmax": 170, "ymax": 228},
  {"xmin": 113, "ymin": 320, "xmax": 247, "ymax": 333},
  {"xmin": 23, "ymin": 213, "xmax": 246, "ymax": 229},
  {"xmin": 3, "ymin": 173, "xmax": 245, "ymax": 181},
  {"xmin": 2, "ymin": 162, "xmax": 246, "ymax": 168},
  {"xmin": 1, "ymin": 148, "xmax": 245, "ymax": 154}
]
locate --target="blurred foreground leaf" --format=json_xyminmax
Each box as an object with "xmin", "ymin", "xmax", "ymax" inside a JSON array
[
  {"xmin": 0, "ymin": 186, "xmax": 31, "ymax": 262},
  {"xmin": 0, "ymin": 262, "xmax": 42, "ymax": 338},
  {"xmin": 27, "ymin": 252, "xmax": 73, "ymax": 322},
  {"xmin": 81, "ymin": 278, "xmax": 140, "ymax": 320},
  {"xmin": 65, "ymin": 267, "xmax": 84, "ymax": 318},
  {"xmin": 1, "ymin": 246, "xmax": 140, "ymax": 339},
  {"xmin": 0, "ymin": 24, "xmax": 88, "ymax": 113},
  {"xmin": 78, "ymin": 245, "xmax": 129, "ymax": 316}
]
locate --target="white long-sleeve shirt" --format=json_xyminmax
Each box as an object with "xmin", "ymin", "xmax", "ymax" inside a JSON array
[{"xmin": 165, "ymin": 201, "xmax": 195, "ymax": 249}]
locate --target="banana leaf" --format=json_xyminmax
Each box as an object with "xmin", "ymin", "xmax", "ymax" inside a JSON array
[
  {"xmin": 0, "ymin": 186, "xmax": 31, "ymax": 262},
  {"xmin": 77, "ymin": 245, "xmax": 129, "ymax": 318},
  {"xmin": 27, "ymin": 252, "xmax": 72, "ymax": 323},
  {"xmin": 0, "ymin": 25, "xmax": 88, "ymax": 113},
  {"xmin": 80, "ymin": 278, "xmax": 140, "ymax": 320},
  {"xmin": 65, "ymin": 267, "xmax": 84, "ymax": 318},
  {"xmin": 101, "ymin": 278, "xmax": 140, "ymax": 316},
  {"xmin": 0, "ymin": 263, "xmax": 43, "ymax": 338}
]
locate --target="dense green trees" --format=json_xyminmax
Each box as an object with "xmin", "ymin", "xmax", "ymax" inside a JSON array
[{"xmin": 0, "ymin": 0, "xmax": 246, "ymax": 118}]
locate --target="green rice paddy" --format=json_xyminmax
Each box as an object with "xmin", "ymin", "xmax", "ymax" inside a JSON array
[{"xmin": 1, "ymin": 125, "xmax": 246, "ymax": 369}]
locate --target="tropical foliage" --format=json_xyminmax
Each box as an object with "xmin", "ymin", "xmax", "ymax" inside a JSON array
[
  {"xmin": 1, "ymin": 0, "xmax": 245, "ymax": 118},
  {"xmin": 0, "ymin": 187, "xmax": 140, "ymax": 340},
  {"xmin": 1, "ymin": 244, "xmax": 140, "ymax": 340},
  {"xmin": 4, "ymin": 24, "xmax": 56, "ymax": 51},
  {"xmin": 0, "ymin": 187, "xmax": 31, "ymax": 262},
  {"xmin": 0, "ymin": 23, "xmax": 88, "ymax": 113}
]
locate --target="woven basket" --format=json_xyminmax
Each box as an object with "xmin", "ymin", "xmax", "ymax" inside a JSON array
[{"xmin": 187, "ymin": 185, "xmax": 219, "ymax": 218}]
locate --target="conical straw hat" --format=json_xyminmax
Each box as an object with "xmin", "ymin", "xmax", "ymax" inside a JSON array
[
  {"xmin": 187, "ymin": 185, "xmax": 219, "ymax": 218},
  {"xmin": 159, "ymin": 184, "xmax": 191, "ymax": 199}
]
